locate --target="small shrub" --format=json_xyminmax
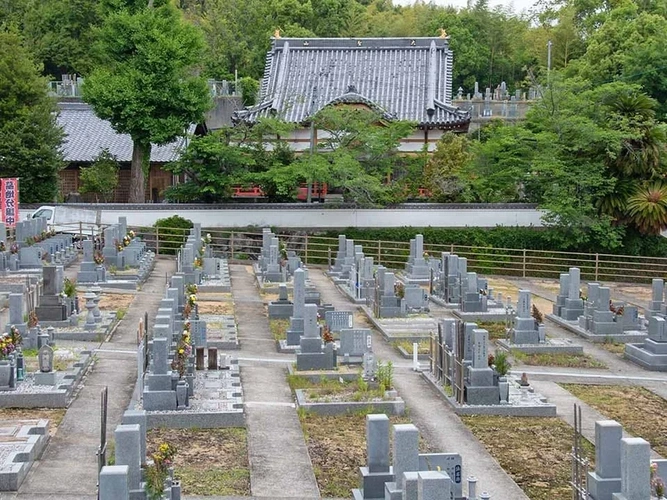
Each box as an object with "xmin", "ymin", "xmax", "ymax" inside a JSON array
[
  {"xmin": 493, "ymin": 351, "xmax": 511, "ymax": 376},
  {"xmin": 376, "ymin": 361, "xmax": 394, "ymax": 391},
  {"xmin": 154, "ymin": 215, "xmax": 193, "ymax": 255}
]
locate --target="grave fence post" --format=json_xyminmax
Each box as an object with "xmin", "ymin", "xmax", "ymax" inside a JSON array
[
  {"xmin": 155, "ymin": 226, "xmax": 160, "ymax": 255},
  {"xmin": 522, "ymin": 249, "xmax": 527, "ymax": 278},
  {"xmin": 230, "ymin": 231, "xmax": 235, "ymax": 259},
  {"xmin": 594, "ymin": 254, "xmax": 599, "ymax": 282},
  {"xmin": 304, "ymin": 234, "xmax": 309, "ymax": 264}
]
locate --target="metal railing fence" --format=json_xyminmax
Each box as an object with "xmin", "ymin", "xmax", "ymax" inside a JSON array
[{"xmin": 131, "ymin": 226, "xmax": 667, "ymax": 284}]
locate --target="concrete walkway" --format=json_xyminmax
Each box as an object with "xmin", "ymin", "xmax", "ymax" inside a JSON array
[
  {"xmin": 11, "ymin": 258, "xmax": 174, "ymax": 499},
  {"xmin": 231, "ymin": 264, "xmax": 320, "ymax": 499},
  {"xmin": 308, "ymin": 270, "xmax": 530, "ymax": 500}
]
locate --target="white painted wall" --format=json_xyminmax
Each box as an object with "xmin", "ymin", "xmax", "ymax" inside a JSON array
[{"xmin": 24, "ymin": 206, "xmax": 543, "ymax": 228}]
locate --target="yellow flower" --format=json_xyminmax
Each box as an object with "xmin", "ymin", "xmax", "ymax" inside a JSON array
[{"xmin": 178, "ymin": 348, "xmax": 184, "ymax": 354}]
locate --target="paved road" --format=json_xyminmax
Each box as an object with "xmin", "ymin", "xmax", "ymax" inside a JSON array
[{"xmin": 231, "ymin": 265, "xmax": 320, "ymax": 499}]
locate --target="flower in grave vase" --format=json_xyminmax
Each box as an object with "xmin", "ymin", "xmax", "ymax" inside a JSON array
[
  {"xmin": 145, "ymin": 443, "xmax": 177, "ymax": 500},
  {"xmin": 94, "ymin": 251, "xmax": 105, "ymax": 265},
  {"xmin": 0, "ymin": 242, "xmax": 4, "ymax": 252}
]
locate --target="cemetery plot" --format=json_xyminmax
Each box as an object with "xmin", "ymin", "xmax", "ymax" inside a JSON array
[
  {"xmin": 0, "ymin": 347, "xmax": 93, "ymax": 408},
  {"xmin": 0, "ymin": 408, "xmax": 65, "ymax": 434},
  {"xmin": 197, "ymin": 257, "xmax": 231, "ymax": 293},
  {"xmin": 289, "ymin": 373, "xmax": 405, "ymax": 416},
  {"xmin": 496, "ymin": 289, "xmax": 584, "ymax": 355},
  {"xmin": 198, "ymin": 294, "xmax": 239, "ymax": 350},
  {"xmin": 392, "ymin": 340, "xmax": 430, "ymax": 359},
  {"xmin": 0, "ymin": 419, "xmax": 50, "ymax": 491},
  {"xmin": 140, "ymin": 232, "xmax": 245, "ymax": 429},
  {"xmin": 424, "ymin": 319, "xmax": 557, "ymax": 416},
  {"xmin": 270, "ymin": 318, "xmax": 289, "ymax": 342},
  {"xmin": 461, "ymin": 415, "xmax": 595, "ymax": 500},
  {"xmin": 478, "ymin": 321, "xmax": 507, "ymax": 339},
  {"xmin": 548, "ymin": 267, "xmax": 648, "ymax": 343},
  {"xmin": 146, "ymin": 427, "xmax": 249, "ymax": 496},
  {"xmin": 561, "ymin": 384, "xmax": 667, "ymax": 456},
  {"xmin": 196, "ymin": 297, "xmax": 234, "ymax": 315},
  {"xmin": 510, "ymin": 350, "xmax": 606, "ymax": 368},
  {"xmin": 299, "ymin": 412, "xmax": 432, "ymax": 498}
]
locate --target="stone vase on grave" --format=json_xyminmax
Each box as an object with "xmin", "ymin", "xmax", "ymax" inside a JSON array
[
  {"xmin": 176, "ymin": 380, "xmax": 188, "ymax": 409},
  {"xmin": 0, "ymin": 360, "xmax": 10, "ymax": 388}
]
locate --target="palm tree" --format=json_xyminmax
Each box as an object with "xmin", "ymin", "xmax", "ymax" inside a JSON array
[{"xmin": 625, "ymin": 182, "xmax": 667, "ymax": 235}]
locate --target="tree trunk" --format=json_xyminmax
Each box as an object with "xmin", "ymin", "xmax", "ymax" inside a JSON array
[{"xmin": 129, "ymin": 141, "xmax": 147, "ymax": 203}]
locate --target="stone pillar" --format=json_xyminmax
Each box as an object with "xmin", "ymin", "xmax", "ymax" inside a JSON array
[
  {"xmin": 114, "ymin": 424, "xmax": 141, "ymax": 491},
  {"xmin": 99, "ymin": 465, "xmax": 129, "ymax": 500}
]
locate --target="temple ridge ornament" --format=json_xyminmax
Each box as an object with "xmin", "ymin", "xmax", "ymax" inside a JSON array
[
  {"xmin": 438, "ymin": 28, "xmax": 448, "ymax": 38},
  {"xmin": 274, "ymin": 28, "xmax": 282, "ymax": 39}
]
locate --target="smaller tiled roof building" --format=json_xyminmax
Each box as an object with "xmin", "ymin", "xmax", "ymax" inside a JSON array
[
  {"xmin": 57, "ymin": 101, "xmax": 191, "ymax": 202},
  {"xmin": 234, "ymin": 37, "xmax": 470, "ymax": 151}
]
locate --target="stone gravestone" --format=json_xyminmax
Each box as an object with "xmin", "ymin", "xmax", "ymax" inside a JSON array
[
  {"xmin": 562, "ymin": 267, "xmax": 584, "ymax": 320},
  {"xmin": 511, "ymin": 290, "xmax": 543, "ymax": 345},
  {"xmin": 34, "ymin": 344, "xmax": 56, "ymax": 386},
  {"xmin": 296, "ymin": 303, "xmax": 335, "ymax": 371},
  {"xmin": 339, "ymin": 329, "xmax": 372, "ymax": 358},
  {"xmin": 354, "ymin": 414, "xmax": 394, "ymax": 499},
  {"xmin": 286, "ymin": 269, "xmax": 306, "ymax": 346},
  {"xmin": 268, "ymin": 284, "xmax": 293, "ymax": 319},
  {"xmin": 611, "ymin": 438, "xmax": 651, "ymax": 500},
  {"xmin": 464, "ymin": 329, "xmax": 498, "ymax": 405},
  {"xmin": 404, "ymin": 234, "xmax": 430, "ymax": 281},
  {"xmin": 646, "ymin": 278, "xmax": 665, "ymax": 318},
  {"xmin": 325, "ymin": 310, "xmax": 353, "ymax": 333},
  {"xmin": 142, "ymin": 335, "xmax": 177, "ymax": 411},
  {"xmin": 35, "ymin": 266, "xmax": 68, "ymax": 321},
  {"xmin": 363, "ymin": 351, "xmax": 377, "ymax": 380},
  {"xmin": 587, "ymin": 420, "xmax": 622, "ymax": 500}
]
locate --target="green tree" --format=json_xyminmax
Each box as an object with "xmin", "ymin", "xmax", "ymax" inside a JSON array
[
  {"xmin": 78, "ymin": 149, "xmax": 120, "ymax": 202},
  {"xmin": 0, "ymin": 28, "xmax": 63, "ymax": 203},
  {"xmin": 163, "ymin": 130, "xmax": 253, "ymax": 202},
  {"xmin": 83, "ymin": 3, "xmax": 211, "ymax": 203},
  {"xmin": 424, "ymin": 132, "xmax": 471, "ymax": 202},
  {"xmin": 22, "ymin": 0, "xmax": 101, "ymax": 76}
]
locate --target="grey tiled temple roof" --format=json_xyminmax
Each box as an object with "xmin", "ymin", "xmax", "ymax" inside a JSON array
[
  {"xmin": 234, "ymin": 37, "xmax": 470, "ymax": 130},
  {"xmin": 57, "ymin": 102, "xmax": 191, "ymax": 163}
]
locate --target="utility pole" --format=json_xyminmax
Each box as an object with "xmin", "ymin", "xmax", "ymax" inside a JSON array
[{"xmin": 306, "ymin": 85, "xmax": 318, "ymax": 204}]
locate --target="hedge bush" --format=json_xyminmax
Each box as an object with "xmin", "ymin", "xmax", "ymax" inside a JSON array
[{"xmin": 154, "ymin": 215, "xmax": 193, "ymax": 255}]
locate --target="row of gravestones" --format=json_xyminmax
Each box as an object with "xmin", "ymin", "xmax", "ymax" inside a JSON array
[
  {"xmin": 431, "ymin": 251, "xmax": 505, "ymax": 314},
  {"xmin": 373, "ymin": 265, "xmax": 429, "ymax": 318},
  {"xmin": 271, "ymin": 265, "xmax": 375, "ymax": 371},
  {"xmin": 142, "ymin": 272, "xmax": 202, "ymax": 411},
  {"xmin": 353, "ymin": 413, "xmax": 479, "ymax": 500},
  {"xmin": 354, "ymin": 414, "xmax": 667, "ymax": 500},
  {"xmin": 98, "ymin": 410, "xmax": 182, "ymax": 500},
  {"xmin": 142, "ymin": 227, "xmax": 212, "ymax": 411},
  {"xmin": 552, "ymin": 267, "xmax": 641, "ymax": 334},
  {"xmin": 0, "ymin": 219, "xmax": 78, "ymax": 272},
  {"xmin": 551, "ymin": 267, "xmax": 667, "ymax": 370},
  {"xmin": 257, "ymin": 228, "xmax": 302, "ymax": 282},
  {"xmin": 626, "ymin": 278, "xmax": 667, "ymax": 371},
  {"xmin": 102, "ymin": 217, "xmax": 154, "ymax": 275},
  {"xmin": 329, "ymin": 235, "xmax": 376, "ymax": 301}
]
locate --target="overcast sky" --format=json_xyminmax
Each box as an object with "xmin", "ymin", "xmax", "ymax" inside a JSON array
[{"xmin": 392, "ymin": 0, "xmax": 538, "ymax": 14}]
